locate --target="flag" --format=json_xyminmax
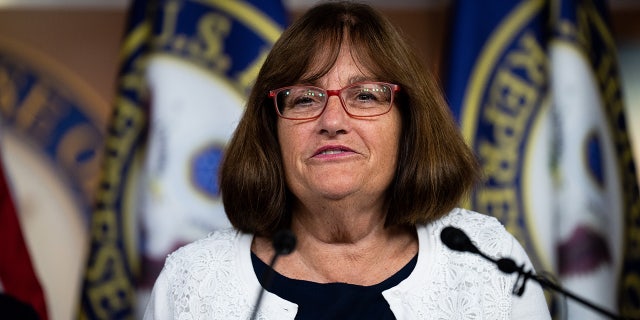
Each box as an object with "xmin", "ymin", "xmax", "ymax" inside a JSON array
[
  {"xmin": 78, "ymin": 0, "xmax": 288, "ymax": 318},
  {"xmin": 444, "ymin": 0, "xmax": 640, "ymax": 318},
  {"xmin": 0, "ymin": 152, "xmax": 49, "ymax": 320}
]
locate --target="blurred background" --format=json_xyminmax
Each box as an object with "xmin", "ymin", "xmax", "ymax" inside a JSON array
[{"xmin": 0, "ymin": 0, "xmax": 638, "ymax": 319}]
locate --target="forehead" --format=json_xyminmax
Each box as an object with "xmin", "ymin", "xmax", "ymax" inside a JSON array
[{"xmin": 300, "ymin": 42, "xmax": 379, "ymax": 84}]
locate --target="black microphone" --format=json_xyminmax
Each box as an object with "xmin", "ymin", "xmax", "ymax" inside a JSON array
[
  {"xmin": 272, "ymin": 229, "xmax": 297, "ymax": 255},
  {"xmin": 440, "ymin": 225, "xmax": 480, "ymax": 254},
  {"xmin": 440, "ymin": 226, "xmax": 629, "ymax": 320},
  {"xmin": 249, "ymin": 229, "xmax": 297, "ymax": 320},
  {"xmin": 440, "ymin": 226, "xmax": 517, "ymax": 273}
]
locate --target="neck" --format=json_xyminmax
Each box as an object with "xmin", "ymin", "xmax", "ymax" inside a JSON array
[
  {"xmin": 251, "ymin": 198, "xmax": 418, "ymax": 285},
  {"xmin": 287, "ymin": 222, "xmax": 416, "ymax": 285},
  {"xmin": 290, "ymin": 196, "xmax": 389, "ymax": 243},
  {"xmin": 282, "ymin": 202, "xmax": 416, "ymax": 284}
]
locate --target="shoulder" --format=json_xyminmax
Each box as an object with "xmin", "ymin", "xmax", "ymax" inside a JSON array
[
  {"xmin": 146, "ymin": 229, "xmax": 261, "ymax": 318},
  {"xmin": 401, "ymin": 209, "xmax": 548, "ymax": 319},
  {"xmin": 428, "ymin": 207, "xmax": 518, "ymax": 258},
  {"xmin": 162, "ymin": 228, "xmax": 245, "ymax": 275},
  {"xmin": 405, "ymin": 209, "xmax": 521, "ymax": 318},
  {"xmin": 436, "ymin": 207, "xmax": 502, "ymax": 230}
]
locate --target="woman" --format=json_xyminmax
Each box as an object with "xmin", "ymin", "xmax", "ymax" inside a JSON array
[{"xmin": 144, "ymin": 2, "xmax": 550, "ymax": 319}]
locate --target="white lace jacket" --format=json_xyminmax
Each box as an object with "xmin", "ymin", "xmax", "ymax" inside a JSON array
[{"xmin": 144, "ymin": 208, "xmax": 551, "ymax": 319}]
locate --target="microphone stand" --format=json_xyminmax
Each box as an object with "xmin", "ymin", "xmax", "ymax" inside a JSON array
[
  {"xmin": 440, "ymin": 226, "xmax": 630, "ymax": 320},
  {"xmin": 493, "ymin": 256, "xmax": 626, "ymax": 320},
  {"xmin": 249, "ymin": 229, "xmax": 297, "ymax": 320},
  {"xmin": 249, "ymin": 253, "xmax": 281, "ymax": 320}
]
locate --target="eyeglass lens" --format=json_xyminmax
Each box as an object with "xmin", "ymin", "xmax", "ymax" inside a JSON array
[{"xmin": 276, "ymin": 83, "xmax": 393, "ymax": 119}]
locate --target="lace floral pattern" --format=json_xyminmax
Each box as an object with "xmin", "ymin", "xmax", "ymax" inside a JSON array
[
  {"xmin": 161, "ymin": 229, "xmax": 257, "ymax": 319},
  {"xmin": 401, "ymin": 208, "xmax": 519, "ymax": 319},
  {"xmin": 146, "ymin": 209, "xmax": 547, "ymax": 319}
]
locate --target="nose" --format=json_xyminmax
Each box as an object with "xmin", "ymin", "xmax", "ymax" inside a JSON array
[{"xmin": 317, "ymin": 95, "xmax": 349, "ymax": 136}]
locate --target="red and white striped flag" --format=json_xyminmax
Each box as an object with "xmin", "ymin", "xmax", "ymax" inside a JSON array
[{"xmin": 0, "ymin": 153, "xmax": 48, "ymax": 320}]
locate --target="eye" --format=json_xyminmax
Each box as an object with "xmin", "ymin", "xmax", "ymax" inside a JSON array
[
  {"xmin": 287, "ymin": 89, "xmax": 324, "ymax": 109},
  {"xmin": 347, "ymin": 85, "xmax": 389, "ymax": 105},
  {"xmin": 355, "ymin": 91, "xmax": 378, "ymax": 102},
  {"xmin": 292, "ymin": 96, "xmax": 316, "ymax": 107}
]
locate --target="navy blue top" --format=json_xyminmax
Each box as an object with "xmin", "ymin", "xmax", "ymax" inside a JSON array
[{"xmin": 251, "ymin": 252, "xmax": 418, "ymax": 319}]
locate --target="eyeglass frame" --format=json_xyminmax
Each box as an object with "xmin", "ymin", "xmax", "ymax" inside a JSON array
[{"xmin": 268, "ymin": 81, "xmax": 401, "ymax": 120}]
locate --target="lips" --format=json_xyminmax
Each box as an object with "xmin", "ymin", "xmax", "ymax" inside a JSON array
[{"xmin": 313, "ymin": 145, "xmax": 355, "ymax": 157}]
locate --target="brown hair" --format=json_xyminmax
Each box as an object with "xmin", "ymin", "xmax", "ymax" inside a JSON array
[{"xmin": 220, "ymin": 1, "xmax": 480, "ymax": 237}]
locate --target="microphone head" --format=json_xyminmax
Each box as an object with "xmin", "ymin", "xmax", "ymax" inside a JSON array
[
  {"xmin": 496, "ymin": 258, "xmax": 520, "ymax": 274},
  {"xmin": 272, "ymin": 229, "xmax": 297, "ymax": 255},
  {"xmin": 440, "ymin": 226, "xmax": 479, "ymax": 254}
]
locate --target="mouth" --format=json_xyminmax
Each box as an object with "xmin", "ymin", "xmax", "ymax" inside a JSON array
[{"xmin": 313, "ymin": 145, "xmax": 355, "ymax": 157}]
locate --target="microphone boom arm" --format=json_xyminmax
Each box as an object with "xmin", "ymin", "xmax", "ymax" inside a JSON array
[{"xmin": 440, "ymin": 226, "xmax": 629, "ymax": 320}]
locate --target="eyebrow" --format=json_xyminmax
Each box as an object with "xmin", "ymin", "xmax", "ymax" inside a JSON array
[
  {"xmin": 349, "ymin": 75, "xmax": 373, "ymax": 84},
  {"xmin": 299, "ymin": 75, "xmax": 376, "ymax": 87}
]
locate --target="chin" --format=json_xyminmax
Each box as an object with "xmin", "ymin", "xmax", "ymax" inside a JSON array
[{"xmin": 317, "ymin": 189, "xmax": 354, "ymax": 200}]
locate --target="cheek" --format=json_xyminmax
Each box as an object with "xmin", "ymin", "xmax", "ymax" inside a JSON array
[
  {"xmin": 277, "ymin": 122, "xmax": 300, "ymax": 169},
  {"xmin": 381, "ymin": 135, "xmax": 401, "ymax": 170},
  {"xmin": 378, "ymin": 114, "xmax": 402, "ymax": 160}
]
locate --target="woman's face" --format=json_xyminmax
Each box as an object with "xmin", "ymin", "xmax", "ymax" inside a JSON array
[{"xmin": 277, "ymin": 46, "xmax": 402, "ymax": 206}]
